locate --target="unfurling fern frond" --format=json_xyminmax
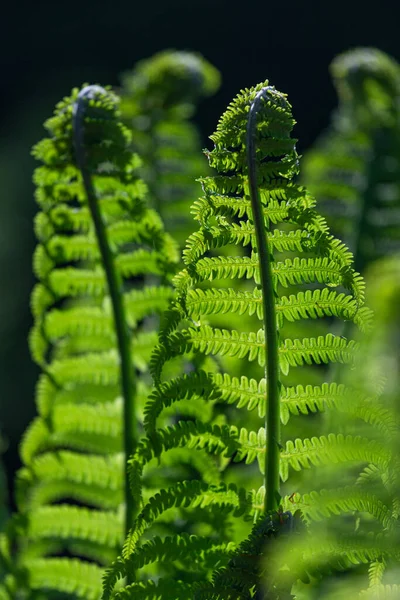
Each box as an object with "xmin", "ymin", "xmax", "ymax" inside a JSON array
[
  {"xmin": 4, "ymin": 84, "xmax": 179, "ymax": 598},
  {"xmin": 150, "ymin": 80, "xmax": 371, "ymax": 456},
  {"xmin": 103, "ymin": 80, "xmax": 374, "ymax": 598},
  {"xmin": 119, "ymin": 49, "xmax": 221, "ymax": 247},
  {"xmin": 302, "ymin": 47, "xmax": 400, "ymax": 273}
]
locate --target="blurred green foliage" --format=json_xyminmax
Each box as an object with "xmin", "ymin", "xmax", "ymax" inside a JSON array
[{"xmin": 0, "ymin": 46, "xmax": 400, "ymax": 599}]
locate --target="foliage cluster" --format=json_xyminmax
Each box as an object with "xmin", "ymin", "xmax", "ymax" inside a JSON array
[{"xmin": 0, "ymin": 47, "xmax": 400, "ymax": 599}]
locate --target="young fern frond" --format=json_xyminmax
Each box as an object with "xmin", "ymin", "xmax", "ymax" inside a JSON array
[
  {"xmin": 103, "ymin": 81, "xmax": 374, "ymax": 598},
  {"xmin": 150, "ymin": 80, "xmax": 371, "ymax": 454},
  {"xmin": 3, "ymin": 84, "xmax": 179, "ymax": 598},
  {"xmin": 119, "ymin": 50, "xmax": 221, "ymax": 247},
  {"xmin": 302, "ymin": 47, "xmax": 400, "ymax": 273}
]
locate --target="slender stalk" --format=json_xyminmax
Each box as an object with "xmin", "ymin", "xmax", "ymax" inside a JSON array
[
  {"xmin": 246, "ymin": 88, "xmax": 281, "ymax": 513},
  {"xmin": 73, "ymin": 86, "xmax": 138, "ymax": 538}
]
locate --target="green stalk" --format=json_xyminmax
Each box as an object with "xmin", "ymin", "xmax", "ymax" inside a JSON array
[
  {"xmin": 246, "ymin": 88, "xmax": 281, "ymax": 513},
  {"xmin": 73, "ymin": 87, "xmax": 138, "ymax": 538}
]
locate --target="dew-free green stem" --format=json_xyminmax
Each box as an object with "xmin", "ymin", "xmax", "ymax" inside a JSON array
[
  {"xmin": 246, "ymin": 88, "xmax": 281, "ymax": 513},
  {"xmin": 73, "ymin": 87, "xmax": 138, "ymax": 538}
]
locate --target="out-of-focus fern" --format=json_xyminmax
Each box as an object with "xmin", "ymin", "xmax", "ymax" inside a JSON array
[
  {"xmin": 102, "ymin": 81, "xmax": 374, "ymax": 598},
  {"xmin": 0, "ymin": 85, "xmax": 178, "ymax": 599},
  {"xmin": 302, "ymin": 48, "xmax": 400, "ymax": 274},
  {"xmin": 119, "ymin": 50, "xmax": 221, "ymax": 247},
  {"xmin": 268, "ymin": 256, "xmax": 400, "ymax": 598}
]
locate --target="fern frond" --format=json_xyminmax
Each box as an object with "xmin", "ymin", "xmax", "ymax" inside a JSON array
[
  {"xmin": 196, "ymin": 510, "xmax": 298, "ymax": 600},
  {"xmin": 367, "ymin": 558, "xmax": 386, "ymax": 588},
  {"xmin": 21, "ymin": 412, "xmax": 124, "ymax": 464},
  {"xmin": 281, "ymin": 383, "xmax": 398, "ymax": 434},
  {"xmin": 152, "ymin": 326, "xmax": 357, "ymax": 382},
  {"xmin": 152, "ymin": 79, "xmax": 369, "ymax": 430},
  {"xmin": 185, "ymin": 286, "xmax": 372, "ymax": 331},
  {"xmin": 20, "ymin": 450, "xmax": 123, "ymax": 498},
  {"xmin": 271, "ymin": 534, "xmax": 400, "ymax": 595},
  {"xmin": 143, "ymin": 371, "xmax": 220, "ymax": 432},
  {"xmin": 9, "ymin": 81, "xmax": 182, "ymax": 596},
  {"xmin": 119, "ymin": 50, "xmax": 220, "ymax": 247},
  {"xmin": 146, "ymin": 372, "xmax": 391, "ymax": 435},
  {"xmin": 105, "ymin": 78, "xmax": 377, "ymax": 595},
  {"xmin": 12, "ymin": 62, "xmax": 389, "ymax": 597},
  {"xmin": 302, "ymin": 48, "xmax": 400, "ymax": 272},
  {"xmin": 102, "ymin": 479, "xmax": 250, "ymax": 597},
  {"xmin": 16, "ymin": 474, "xmax": 122, "ymax": 512},
  {"xmin": 128, "ymin": 421, "xmax": 247, "ymax": 509}
]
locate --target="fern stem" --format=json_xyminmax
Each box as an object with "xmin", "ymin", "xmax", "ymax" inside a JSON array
[
  {"xmin": 73, "ymin": 87, "xmax": 138, "ymax": 537},
  {"xmin": 246, "ymin": 88, "xmax": 281, "ymax": 513}
]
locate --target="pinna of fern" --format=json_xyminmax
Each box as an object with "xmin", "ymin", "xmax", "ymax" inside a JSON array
[
  {"xmin": 0, "ymin": 84, "xmax": 181, "ymax": 599},
  {"xmin": 119, "ymin": 49, "xmax": 221, "ymax": 247},
  {"xmin": 101, "ymin": 81, "xmax": 375, "ymax": 598},
  {"xmin": 301, "ymin": 47, "xmax": 400, "ymax": 274}
]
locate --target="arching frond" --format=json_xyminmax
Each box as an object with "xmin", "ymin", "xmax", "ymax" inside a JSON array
[
  {"xmin": 113, "ymin": 78, "xmax": 375, "ymax": 596},
  {"xmin": 9, "ymin": 81, "xmax": 179, "ymax": 598}
]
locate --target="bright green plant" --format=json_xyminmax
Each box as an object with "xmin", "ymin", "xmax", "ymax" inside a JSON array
[
  {"xmin": 101, "ymin": 81, "xmax": 374, "ymax": 598},
  {"xmin": 269, "ymin": 256, "xmax": 400, "ymax": 599},
  {"xmin": 1, "ymin": 48, "xmax": 400, "ymax": 600},
  {"xmin": 119, "ymin": 50, "xmax": 221, "ymax": 247},
  {"xmin": 0, "ymin": 84, "xmax": 179, "ymax": 599}
]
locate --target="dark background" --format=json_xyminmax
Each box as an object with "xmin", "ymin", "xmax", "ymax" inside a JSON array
[{"xmin": 1, "ymin": 0, "xmax": 399, "ymax": 502}]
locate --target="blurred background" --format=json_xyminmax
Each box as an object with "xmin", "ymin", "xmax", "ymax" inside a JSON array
[{"xmin": 0, "ymin": 0, "xmax": 398, "ymax": 507}]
